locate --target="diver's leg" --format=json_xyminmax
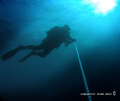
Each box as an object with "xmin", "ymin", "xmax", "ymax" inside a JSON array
[
  {"xmin": 1, "ymin": 44, "xmax": 44, "ymax": 61},
  {"xmin": 19, "ymin": 51, "xmax": 35, "ymax": 62},
  {"xmin": 21, "ymin": 44, "xmax": 44, "ymax": 50},
  {"xmin": 19, "ymin": 47, "xmax": 54, "ymax": 62},
  {"xmin": 35, "ymin": 48, "xmax": 54, "ymax": 58},
  {"xmin": 28, "ymin": 47, "xmax": 54, "ymax": 58}
]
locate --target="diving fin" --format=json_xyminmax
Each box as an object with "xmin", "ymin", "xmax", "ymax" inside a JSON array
[
  {"xmin": 1, "ymin": 45, "xmax": 23, "ymax": 61},
  {"xmin": 1, "ymin": 50, "xmax": 17, "ymax": 61}
]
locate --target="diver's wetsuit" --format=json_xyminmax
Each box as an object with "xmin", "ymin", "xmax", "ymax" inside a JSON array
[{"xmin": 1, "ymin": 25, "xmax": 76, "ymax": 62}]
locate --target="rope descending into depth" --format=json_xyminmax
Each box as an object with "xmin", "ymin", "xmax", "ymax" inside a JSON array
[{"xmin": 74, "ymin": 42, "xmax": 92, "ymax": 101}]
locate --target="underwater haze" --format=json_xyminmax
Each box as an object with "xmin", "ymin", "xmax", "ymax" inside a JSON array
[{"xmin": 0, "ymin": 0, "xmax": 120, "ymax": 101}]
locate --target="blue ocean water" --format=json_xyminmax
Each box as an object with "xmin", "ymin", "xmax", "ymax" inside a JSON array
[{"xmin": 0, "ymin": 0, "xmax": 120, "ymax": 101}]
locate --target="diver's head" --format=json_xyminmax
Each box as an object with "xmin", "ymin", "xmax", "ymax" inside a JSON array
[{"xmin": 63, "ymin": 25, "xmax": 71, "ymax": 32}]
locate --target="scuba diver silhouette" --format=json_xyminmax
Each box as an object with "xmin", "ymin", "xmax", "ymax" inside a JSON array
[{"xmin": 1, "ymin": 25, "xmax": 76, "ymax": 62}]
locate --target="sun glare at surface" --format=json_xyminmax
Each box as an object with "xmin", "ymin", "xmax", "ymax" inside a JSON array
[{"xmin": 82, "ymin": 0, "xmax": 117, "ymax": 15}]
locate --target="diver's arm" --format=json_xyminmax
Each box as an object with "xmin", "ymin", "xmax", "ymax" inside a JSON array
[
  {"xmin": 64, "ymin": 40, "xmax": 71, "ymax": 47},
  {"xmin": 67, "ymin": 35, "xmax": 76, "ymax": 42},
  {"xmin": 64, "ymin": 37, "xmax": 76, "ymax": 47}
]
